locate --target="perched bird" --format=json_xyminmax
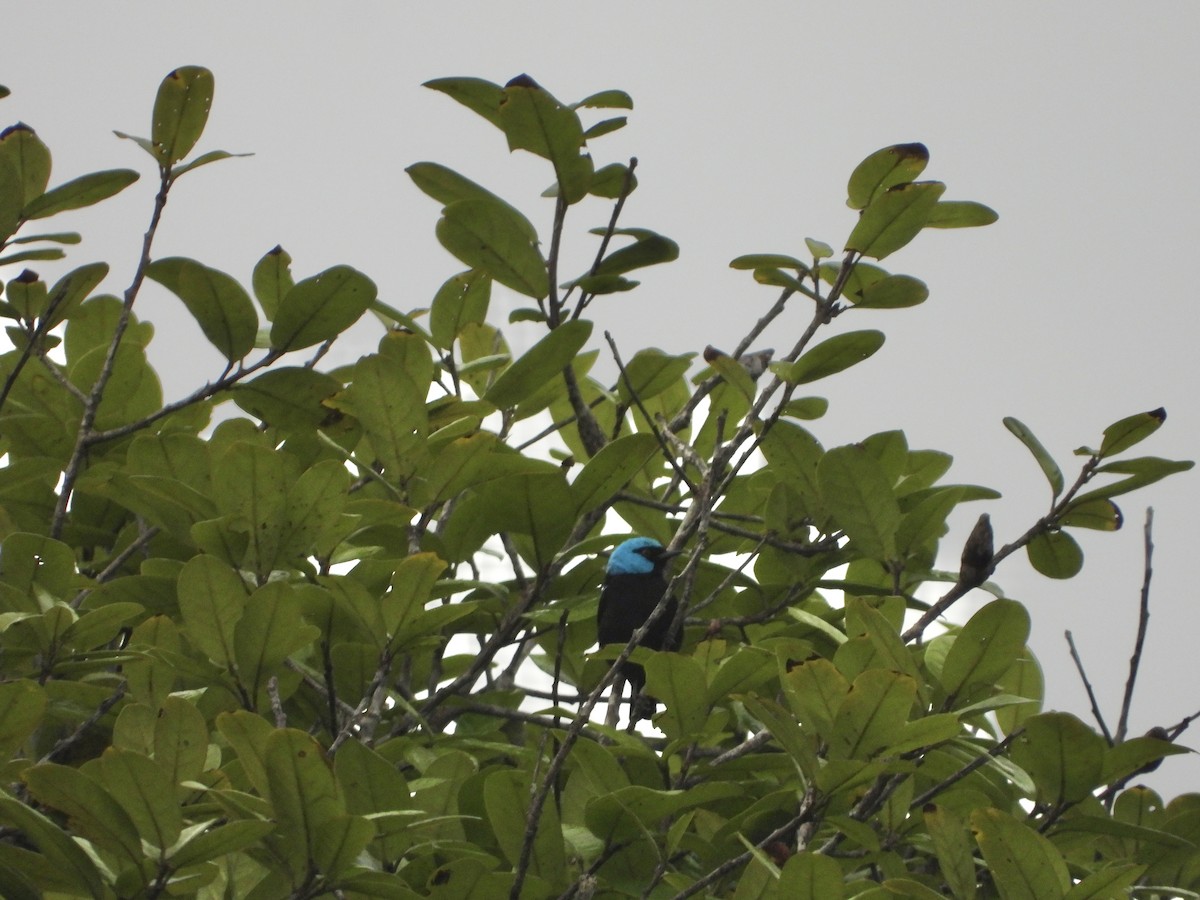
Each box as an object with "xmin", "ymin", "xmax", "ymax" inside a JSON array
[{"xmin": 596, "ymin": 537, "xmax": 681, "ymax": 699}]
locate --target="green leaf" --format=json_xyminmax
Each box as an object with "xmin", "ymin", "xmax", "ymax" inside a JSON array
[
  {"xmin": 729, "ymin": 253, "xmax": 809, "ymax": 272},
  {"xmin": 616, "ymin": 348, "xmax": 694, "ymax": 403},
  {"xmin": 484, "ymin": 768, "xmax": 565, "ymax": 878},
  {"xmin": 270, "ymin": 264, "xmax": 377, "ymax": 351},
  {"xmin": 573, "ymin": 432, "xmax": 659, "ymax": 516},
  {"xmin": 264, "ymin": 728, "xmax": 344, "ymax": 868},
  {"xmin": 232, "ymin": 366, "xmax": 342, "ymax": 432},
  {"xmin": 939, "ymin": 599, "xmax": 1031, "ymax": 702},
  {"xmin": 829, "ymin": 669, "xmax": 917, "ymax": 760},
  {"xmin": 805, "ymin": 237, "xmax": 834, "ymax": 259},
  {"xmin": 1062, "ymin": 865, "xmax": 1148, "ymax": 900},
  {"xmin": 381, "ymin": 552, "xmax": 448, "ymax": 641},
  {"xmin": 818, "ymin": 443, "xmax": 901, "ymax": 560},
  {"xmin": 313, "ymin": 814, "xmax": 376, "ymax": 880},
  {"xmin": 146, "ymin": 256, "xmax": 259, "ymax": 362},
  {"xmin": 23, "ymin": 169, "xmax": 139, "ymax": 219},
  {"xmin": 436, "ymin": 199, "xmax": 548, "ymax": 298},
  {"xmin": 1011, "ymin": 713, "xmax": 1106, "ymax": 804},
  {"xmin": 593, "ymin": 232, "xmax": 679, "ymax": 277},
  {"xmin": 1070, "ymin": 456, "xmax": 1194, "ymax": 506},
  {"xmin": 1102, "ymin": 734, "xmax": 1187, "ymax": 784},
  {"xmin": 847, "ymin": 143, "xmax": 929, "ymax": 210},
  {"xmin": 499, "ymin": 76, "xmax": 592, "ymax": 204},
  {"xmin": 338, "ymin": 354, "xmax": 429, "ymax": 482},
  {"xmin": 484, "ymin": 319, "xmax": 592, "ymax": 408},
  {"xmin": 99, "ymin": 748, "xmax": 182, "ymax": 850},
  {"xmin": 472, "ymin": 472, "xmax": 574, "ymax": 568},
  {"xmin": 854, "ymin": 273, "xmax": 928, "ymax": 309},
  {"xmin": 169, "ymin": 148, "xmax": 252, "ymax": 179},
  {"xmin": 1098, "ymin": 407, "xmax": 1166, "ymax": 458},
  {"xmin": 151, "ymin": 66, "xmax": 215, "ymax": 164},
  {"xmin": 424, "ymin": 76, "xmax": 504, "ymax": 128},
  {"xmin": 234, "ymin": 582, "xmax": 320, "ymax": 699},
  {"xmin": 971, "ymin": 807, "xmax": 1071, "ymax": 900},
  {"xmin": 781, "ymin": 658, "xmax": 850, "ymax": 736},
  {"xmin": 1059, "ymin": 498, "xmax": 1122, "ymax": 531},
  {"xmin": 168, "ymin": 820, "xmax": 276, "ymax": 869},
  {"xmin": 925, "ymin": 200, "xmax": 999, "ymax": 228},
  {"xmin": 0, "ymin": 125, "xmax": 51, "ymax": 209},
  {"xmin": 1003, "ymin": 416, "xmax": 1064, "ymax": 498},
  {"xmin": 0, "ymin": 680, "xmax": 44, "ymax": 760},
  {"xmin": 644, "ymin": 654, "xmax": 710, "ymax": 740},
  {"xmin": 406, "ymin": 161, "xmax": 537, "ymax": 241},
  {"xmin": 155, "ymin": 695, "xmax": 209, "ymax": 786},
  {"xmin": 577, "ymin": 89, "xmax": 633, "ymax": 109},
  {"xmin": 587, "ymin": 161, "xmax": 636, "ymax": 198},
  {"xmin": 777, "ymin": 851, "xmax": 845, "ymax": 900},
  {"xmin": 774, "ymin": 330, "xmax": 885, "ymax": 385},
  {"xmin": 924, "ymin": 804, "xmax": 978, "ymax": 900},
  {"xmin": 0, "ymin": 796, "xmax": 106, "ymax": 896},
  {"xmin": 251, "ymin": 245, "xmax": 294, "ymax": 320},
  {"xmin": 429, "ymin": 268, "xmax": 492, "ymax": 349},
  {"xmin": 1026, "ymin": 530, "xmax": 1083, "ymax": 579},
  {"xmin": 22, "ymin": 763, "xmax": 144, "ymax": 866},
  {"xmin": 846, "ymin": 181, "xmax": 946, "ymax": 260},
  {"xmin": 783, "ymin": 396, "xmax": 828, "ymax": 420}
]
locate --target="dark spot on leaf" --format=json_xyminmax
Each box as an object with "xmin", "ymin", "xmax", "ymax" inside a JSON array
[
  {"xmin": 14, "ymin": 270, "xmax": 38, "ymax": 284},
  {"xmin": 893, "ymin": 142, "xmax": 928, "ymax": 161},
  {"xmin": 1149, "ymin": 407, "xmax": 1166, "ymax": 423},
  {"xmin": 0, "ymin": 122, "xmax": 34, "ymax": 140},
  {"xmin": 703, "ymin": 345, "xmax": 726, "ymax": 363},
  {"xmin": 431, "ymin": 867, "xmax": 451, "ymax": 886},
  {"xmin": 505, "ymin": 74, "xmax": 540, "ymax": 90},
  {"xmin": 1111, "ymin": 502, "xmax": 1124, "ymax": 530},
  {"xmin": 268, "ymin": 245, "xmax": 284, "ymax": 256},
  {"xmin": 923, "ymin": 802, "xmax": 938, "ymax": 813}
]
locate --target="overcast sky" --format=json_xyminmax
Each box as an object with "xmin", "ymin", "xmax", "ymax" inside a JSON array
[{"xmin": 5, "ymin": 3, "xmax": 1199, "ymax": 791}]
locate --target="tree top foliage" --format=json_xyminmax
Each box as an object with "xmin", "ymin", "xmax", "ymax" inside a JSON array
[{"xmin": 0, "ymin": 66, "xmax": 1195, "ymax": 899}]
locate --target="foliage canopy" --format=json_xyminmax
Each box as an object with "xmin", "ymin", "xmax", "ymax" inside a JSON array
[{"xmin": 0, "ymin": 67, "xmax": 1194, "ymax": 899}]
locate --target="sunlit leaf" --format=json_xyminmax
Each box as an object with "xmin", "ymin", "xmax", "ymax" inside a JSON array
[
  {"xmin": 939, "ymin": 599, "xmax": 1031, "ymax": 702},
  {"xmin": 436, "ymin": 199, "xmax": 547, "ymax": 298},
  {"xmin": 1026, "ymin": 529, "xmax": 1083, "ymax": 579},
  {"xmin": 1003, "ymin": 416, "xmax": 1064, "ymax": 498},
  {"xmin": 925, "ymin": 199, "xmax": 999, "ymax": 228},
  {"xmin": 846, "ymin": 143, "xmax": 929, "ymax": 210},
  {"xmin": 846, "ymin": 181, "xmax": 946, "ymax": 260},
  {"xmin": 818, "ymin": 443, "xmax": 900, "ymax": 560},
  {"xmin": 484, "ymin": 319, "xmax": 591, "ymax": 409},
  {"xmin": 1099, "ymin": 407, "xmax": 1166, "ymax": 458},
  {"xmin": 971, "ymin": 807, "xmax": 1071, "ymax": 900},
  {"xmin": 146, "ymin": 256, "xmax": 258, "ymax": 361},
  {"xmin": 499, "ymin": 75, "xmax": 592, "ymax": 203},
  {"xmin": 773, "ymin": 330, "xmax": 885, "ymax": 385},
  {"xmin": 270, "ymin": 265, "xmax": 377, "ymax": 351},
  {"xmin": 593, "ymin": 232, "xmax": 679, "ymax": 277},
  {"xmin": 23, "ymin": 169, "xmax": 139, "ymax": 219},
  {"xmin": 151, "ymin": 66, "xmax": 215, "ymax": 164},
  {"xmin": 729, "ymin": 253, "xmax": 809, "ymax": 272},
  {"xmin": 251, "ymin": 244, "xmax": 294, "ymax": 320},
  {"xmin": 1011, "ymin": 712, "xmax": 1106, "ymax": 804},
  {"xmin": 1059, "ymin": 498, "xmax": 1122, "ymax": 531},
  {"xmin": 424, "ymin": 76, "xmax": 504, "ymax": 128}
]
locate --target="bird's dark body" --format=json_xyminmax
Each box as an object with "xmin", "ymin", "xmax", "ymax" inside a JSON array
[{"xmin": 596, "ymin": 538, "xmax": 679, "ymax": 696}]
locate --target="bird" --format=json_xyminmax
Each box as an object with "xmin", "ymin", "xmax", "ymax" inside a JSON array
[{"xmin": 596, "ymin": 537, "xmax": 681, "ymax": 702}]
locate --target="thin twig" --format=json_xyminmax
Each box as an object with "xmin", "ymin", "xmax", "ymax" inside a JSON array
[
  {"xmin": 51, "ymin": 165, "xmax": 172, "ymax": 538},
  {"xmin": 41, "ymin": 682, "xmax": 128, "ymax": 764},
  {"xmin": 1116, "ymin": 508, "xmax": 1154, "ymax": 745},
  {"xmin": 1065, "ymin": 630, "xmax": 1113, "ymax": 744}
]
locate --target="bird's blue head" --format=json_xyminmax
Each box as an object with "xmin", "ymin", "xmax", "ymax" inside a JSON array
[{"xmin": 607, "ymin": 537, "xmax": 668, "ymax": 576}]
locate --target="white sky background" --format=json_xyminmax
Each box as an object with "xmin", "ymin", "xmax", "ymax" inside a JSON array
[{"xmin": 5, "ymin": 4, "xmax": 1199, "ymax": 791}]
